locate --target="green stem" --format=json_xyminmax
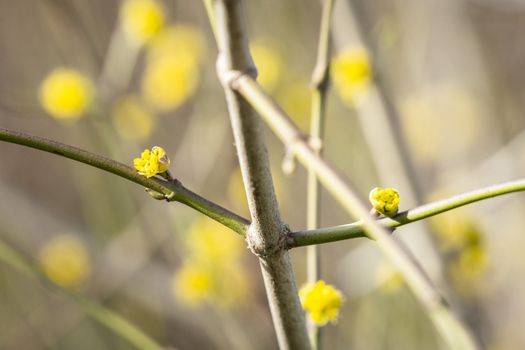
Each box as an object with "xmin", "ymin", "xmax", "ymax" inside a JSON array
[
  {"xmin": 0, "ymin": 127, "xmax": 249, "ymax": 235},
  {"xmin": 291, "ymin": 178, "xmax": 525, "ymax": 247},
  {"xmin": 0, "ymin": 240, "xmax": 165, "ymax": 350},
  {"xmin": 307, "ymin": 0, "xmax": 334, "ymax": 349}
]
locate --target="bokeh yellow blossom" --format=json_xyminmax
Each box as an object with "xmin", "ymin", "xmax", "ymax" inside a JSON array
[
  {"xmin": 147, "ymin": 24, "xmax": 206, "ymax": 65},
  {"xmin": 331, "ymin": 47, "xmax": 372, "ymax": 106},
  {"xmin": 172, "ymin": 261, "xmax": 249, "ymax": 308},
  {"xmin": 172, "ymin": 218, "xmax": 250, "ymax": 308},
  {"xmin": 299, "ymin": 280, "xmax": 344, "ymax": 326},
  {"xmin": 173, "ymin": 262, "xmax": 214, "ymax": 305},
  {"xmin": 142, "ymin": 53, "xmax": 199, "ymax": 112},
  {"xmin": 369, "ymin": 187, "xmax": 400, "ymax": 216},
  {"xmin": 277, "ymin": 79, "xmax": 311, "ymax": 131},
  {"xmin": 375, "ymin": 262, "xmax": 404, "ymax": 294},
  {"xmin": 185, "ymin": 218, "xmax": 244, "ymax": 263},
  {"xmin": 449, "ymin": 246, "xmax": 489, "ymax": 296},
  {"xmin": 430, "ymin": 209, "xmax": 482, "ymax": 252},
  {"xmin": 39, "ymin": 234, "xmax": 90, "ymax": 288},
  {"xmin": 120, "ymin": 0, "xmax": 165, "ymax": 46},
  {"xmin": 39, "ymin": 68, "xmax": 93, "ymax": 120},
  {"xmin": 251, "ymin": 41, "xmax": 282, "ymax": 92},
  {"xmin": 111, "ymin": 95, "xmax": 155, "ymax": 141},
  {"xmin": 133, "ymin": 146, "xmax": 170, "ymax": 178}
]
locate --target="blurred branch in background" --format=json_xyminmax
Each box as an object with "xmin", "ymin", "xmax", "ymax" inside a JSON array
[
  {"xmin": 0, "ymin": 239, "xmax": 165, "ymax": 350},
  {"xmin": 304, "ymin": 0, "xmax": 334, "ymax": 348}
]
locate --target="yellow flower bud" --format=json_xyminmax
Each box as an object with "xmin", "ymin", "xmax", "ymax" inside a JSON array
[
  {"xmin": 39, "ymin": 68, "xmax": 93, "ymax": 120},
  {"xmin": 299, "ymin": 280, "xmax": 344, "ymax": 326},
  {"xmin": 133, "ymin": 146, "xmax": 170, "ymax": 178},
  {"xmin": 369, "ymin": 187, "xmax": 400, "ymax": 216}
]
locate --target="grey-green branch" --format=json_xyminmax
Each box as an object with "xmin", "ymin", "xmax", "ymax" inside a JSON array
[
  {"xmin": 291, "ymin": 178, "xmax": 525, "ymax": 247},
  {"xmin": 0, "ymin": 127, "xmax": 249, "ymax": 235}
]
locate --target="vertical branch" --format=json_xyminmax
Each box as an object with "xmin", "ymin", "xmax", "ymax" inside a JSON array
[
  {"xmin": 211, "ymin": 1, "xmax": 311, "ymax": 349},
  {"xmin": 307, "ymin": 0, "xmax": 335, "ymax": 348}
]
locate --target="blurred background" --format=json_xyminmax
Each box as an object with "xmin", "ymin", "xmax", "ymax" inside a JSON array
[{"xmin": 1, "ymin": 0, "xmax": 525, "ymax": 349}]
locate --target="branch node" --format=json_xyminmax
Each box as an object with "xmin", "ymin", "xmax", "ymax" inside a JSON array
[
  {"xmin": 216, "ymin": 53, "xmax": 257, "ymax": 90},
  {"xmin": 246, "ymin": 224, "xmax": 290, "ymax": 258},
  {"xmin": 282, "ymin": 135, "xmax": 322, "ymax": 176}
]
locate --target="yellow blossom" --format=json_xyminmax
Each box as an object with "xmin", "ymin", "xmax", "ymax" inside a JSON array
[
  {"xmin": 331, "ymin": 47, "xmax": 372, "ymax": 106},
  {"xmin": 299, "ymin": 280, "xmax": 344, "ymax": 326},
  {"xmin": 120, "ymin": 0, "xmax": 165, "ymax": 45},
  {"xmin": 147, "ymin": 24, "xmax": 206, "ymax": 65},
  {"xmin": 142, "ymin": 53, "xmax": 199, "ymax": 112},
  {"xmin": 449, "ymin": 246, "xmax": 489, "ymax": 296},
  {"xmin": 111, "ymin": 95, "xmax": 155, "ymax": 141},
  {"xmin": 133, "ymin": 146, "xmax": 170, "ymax": 178},
  {"xmin": 172, "ymin": 262, "xmax": 214, "ymax": 305},
  {"xmin": 39, "ymin": 234, "xmax": 90, "ymax": 288},
  {"xmin": 369, "ymin": 187, "xmax": 400, "ymax": 216},
  {"xmin": 39, "ymin": 68, "xmax": 93, "ymax": 120},
  {"xmin": 185, "ymin": 218, "xmax": 244, "ymax": 263},
  {"xmin": 456, "ymin": 246, "xmax": 488, "ymax": 281},
  {"xmin": 172, "ymin": 261, "xmax": 249, "ymax": 308},
  {"xmin": 251, "ymin": 41, "xmax": 282, "ymax": 92},
  {"xmin": 430, "ymin": 209, "xmax": 482, "ymax": 252}
]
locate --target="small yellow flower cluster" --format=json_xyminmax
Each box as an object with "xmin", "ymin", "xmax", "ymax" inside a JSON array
[
  {"xmin": 331, "ymin": 47, "xmax": 372, "ymax": 106},
  {"xmin": 172, "ymin": 218, "xmax": 250, "ymax": 308},
  {"xmin": 38, "ymin": 234, "xmax": 91, "ymax": 288},
  {"xmin": 39, "ymin": 68, "xmax": 94, "ymax": 120},
  {"xmin": 142, "ymin": 24, "xmax": 205, "ymax": 112},
  {"xmin": 369, "ymin": 187, "xmax": 400, "ymax": 217},
  {"xmin": 120, "ymin": 0, "xmax": 165, "ymax": 46},
  {"xmin": 299, "ymin": 280, "xmax": 344, "ymax": 326},
  {"xmin": 133, "ymin": 146, "xmax": 170, "ymax": 178}
]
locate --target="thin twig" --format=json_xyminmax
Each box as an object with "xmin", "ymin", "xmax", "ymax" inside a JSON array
[
  {"xmin": 291, "ymin": 177, "xmax": 525, "ymax": 246},
  {"xmin": 224, "ymin": 74, "xmax": 479, "ymax": 350},
  {"xmin": 210, "ymin": 0, "xmax": 311, "ymax": 349},
  {"xmin": 0, "ymin": 127, "xmax": 249, "ymax": 235},
  {"xmin": 306, "ymin": 0, "xmax": 334, "ymax": 348}
]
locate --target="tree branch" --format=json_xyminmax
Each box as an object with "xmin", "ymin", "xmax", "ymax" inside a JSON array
[
  {"xmin": 0, "ymin": 127, "xmax": 249, "ymax": 235},
  {"xmin": 211, "ymin": 0, "xmax": 311, "ymax": 349},
  {"xmin": 291, "ymin": 178, "xmax": 525, "ymax": 247}
]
